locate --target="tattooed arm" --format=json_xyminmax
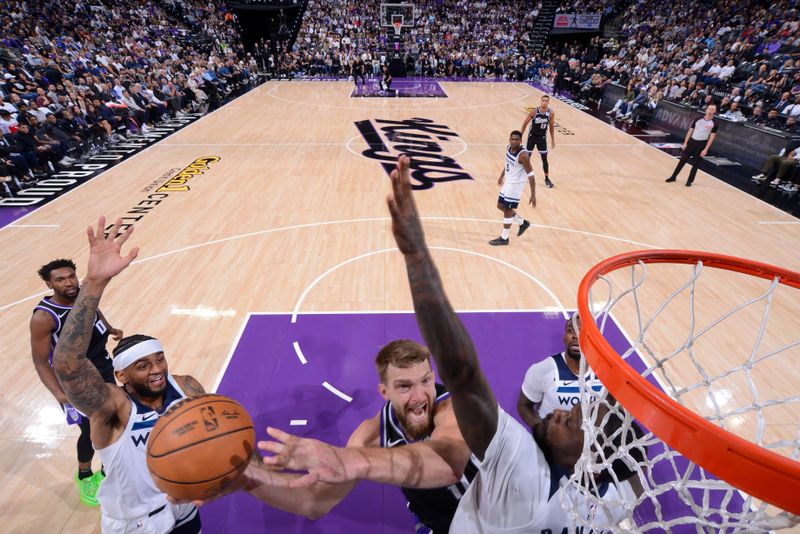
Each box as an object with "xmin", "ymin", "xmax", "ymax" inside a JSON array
[
  {"xmin": 52, "ymin": 217, "xmax": 140, "ymax": 448},
  {"xmin": 174, "ymin": 375, "xmax": 206, "ymax": 397},
  {"xmin": 387, "ymin": 156, "xmax": 498, "ymax": 460}
]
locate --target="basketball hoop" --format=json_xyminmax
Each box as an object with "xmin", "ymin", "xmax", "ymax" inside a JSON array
[
  {"xmin": 392, "ymin": 20, "xmax": 402, "ymax": 37},
  {"xmin": 565, "ymin": 250, "xmax": 800, "ymax": 531}
]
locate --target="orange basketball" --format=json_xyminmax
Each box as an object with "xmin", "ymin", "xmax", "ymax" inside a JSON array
[{"xmin": 146, "ymin": 394, "xmax": 256, "ymax": 500}]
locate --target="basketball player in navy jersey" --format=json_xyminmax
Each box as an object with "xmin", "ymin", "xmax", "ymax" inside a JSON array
[
  {"xmin": 30, "ymin": 258, "xmax": 124, "ymax": 507},
  {"xmin": 225, "ymin": 339, "xmax": 477, "ymax": 533},
  {"xmin": 51, "ymin": 218, "xmax": 204, "ymax": 533},
  {"xmin": 385, "ymin": 155, "xmax": 644, "ymax": 531},
  {"xmin": 490, "ymin": 130, "xmax": 535, "ymax": 246},
  {"xmin": 517, "ymin": 315, "xmax": 603, "ymax": 428},
  {"xmin": 521, "ymin": 94, "xmax": 557, "ymax": 188}
]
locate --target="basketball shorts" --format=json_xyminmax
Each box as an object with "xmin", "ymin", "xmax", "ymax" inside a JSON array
[
  {"xmin": 498, "ymin": 180, "xmax": 525, "ymax": 209},
  {"xmin": 526, "ymin": 135, "xmax": 547, "ymax": 153},
  {"xmin": 100, "ymin": 503, "xmax": 199, "ymax": 534}
]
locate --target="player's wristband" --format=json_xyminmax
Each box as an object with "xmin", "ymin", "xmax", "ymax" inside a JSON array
[{"xmin": 527, "ymin": 171, "xmax": 536, "ymax": 177}]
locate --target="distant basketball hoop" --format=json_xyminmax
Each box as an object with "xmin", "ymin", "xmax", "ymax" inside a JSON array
[{"xmin": 392, "ymin": 20, "xmax": 402, "ymax": 37}]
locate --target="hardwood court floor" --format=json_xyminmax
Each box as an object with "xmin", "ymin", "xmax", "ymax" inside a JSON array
[{"xmin": 0, "ymin": 81, "xmax": 797, "ymax": 532}]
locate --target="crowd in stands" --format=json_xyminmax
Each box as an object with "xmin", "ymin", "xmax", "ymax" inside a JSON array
[
  {"xmin": 0, "ymin": 0, "xmax": 257, "ymax": 197},
  {"xmin": 4, "ymin": 0, "xmax": 799, "ymax": 196},
  {"xmin": 265, "ymin": 0, "xmax": 547, "ymax": 79},
  {"xmin": 273, "ymin": 0, "xmax": 800, "ymax": 138}
]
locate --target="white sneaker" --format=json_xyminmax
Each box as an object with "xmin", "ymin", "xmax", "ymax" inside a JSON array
[
  {"xmin": 778, "ymin": 183, "xmax": 798, "ymax": 192},
  {"xmin": 770, "ymin": 178, "xmax": 781, "ymax": 186},
  {"xmin": 751, "ymin": 173, "xmax": 766, "ymax": 182}
]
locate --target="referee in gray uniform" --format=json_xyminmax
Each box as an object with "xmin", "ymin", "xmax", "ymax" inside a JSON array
[{"xmin": 665, "ymin": 103, "xmax": 718, "ymax": 187}]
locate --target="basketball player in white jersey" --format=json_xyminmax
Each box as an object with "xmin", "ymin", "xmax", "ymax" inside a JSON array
[
  {"xmin": 386, "ymin": 155, "xmax": 645, "ymax": 533},
  {"xmin": 490, "ymin": 130, "xmax": 535, "ymax": 246},
  {"xmin": 521, "ymin": 94, "xmax": 556, "ymax": 188},
  {"xmin": 52, "ymin": 218, "xmax": 205, "ymax": 534},
  {"xmin": 517, "ymin": 315, "xmax": 603, "ymax": 427}
]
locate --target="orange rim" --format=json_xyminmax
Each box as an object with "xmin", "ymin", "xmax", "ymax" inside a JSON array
[{"xmin": 577, "ymin": 250, "xmax": 800, "ymax": 515}]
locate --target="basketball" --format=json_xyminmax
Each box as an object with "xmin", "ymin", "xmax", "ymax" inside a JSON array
[{"xmin": 146, "ymin": 394, "xmax": 256, "ymax": 501}]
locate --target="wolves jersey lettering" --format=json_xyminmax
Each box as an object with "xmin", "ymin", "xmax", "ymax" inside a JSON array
[
  {"xmin": 380, "ymin": 383, "xmax": 479, "ymax": 533},
  {"xmin": 96, "ymin": 374, "xmax": 198, "ymax": 532},
  {"xmin": 522, "ymin": 353, "xmax": 603, "ymax": 417}
]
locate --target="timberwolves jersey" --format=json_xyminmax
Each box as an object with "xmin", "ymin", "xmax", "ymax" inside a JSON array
[
  {"xmin": 521, "ymin": 353, "xmax": 603, "ymax": 417},
  {"xmin": 33, "ymin": 296, "xmax": 112, "ymax": 372},
  {"xmin": 504, "ymin": 145, "xmax": 529, "ymax": 185},
  {"xmin": 380, "ymin": 383, "xmax": 479, "ymax": 533},
  {"xmin": 96, "ymin": 374, "xmax": 195, "ymax": 524},
  {"xmin": 529, "ymin": 107, "xmax": 552, "ymax": 137},
  {"xmin": 451, "ymin": 409, "xmax": 630, "ymax": 532}
]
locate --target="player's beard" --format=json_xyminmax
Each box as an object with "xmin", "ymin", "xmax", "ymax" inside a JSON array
[
  {"xmin": 58, "ymin": 285, "xmax": 79, "ymax": 303},
  {"xmin": 567, "ymin": 346, "xmax": 581, "ymax": 361},
  {"xmin": 128, "ymin": 377, "xmax": 167, "ymax": 399},
  {"xmin": 397, "ymin": 397, "xmax": 435, "ymax": 441}
]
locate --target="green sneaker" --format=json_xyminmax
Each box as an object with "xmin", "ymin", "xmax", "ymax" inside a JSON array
[
  {"xmin": 92, "ymin": 470, "xmax": 106, "ymax": 485},
  {"xmin": 75, "ymin": 471, "xmax": 99, "ymax": 507}
]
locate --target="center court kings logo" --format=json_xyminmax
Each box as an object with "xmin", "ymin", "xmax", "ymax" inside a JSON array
[{"xmin": 354, "ymin": 117, "xmax": 474, "ymax": 190}]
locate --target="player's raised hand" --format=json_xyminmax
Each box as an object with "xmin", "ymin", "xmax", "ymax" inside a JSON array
[
  {"xmin": 85, "ymin": 217, "xmax": 139, "ymax": 283},
  {"xmin": 260, "ymin": 427, "xmax": 355, "ymax": 487},
  {"xmin": 387, "ymin": 155, "xmax": 427, "ymax": 258}
]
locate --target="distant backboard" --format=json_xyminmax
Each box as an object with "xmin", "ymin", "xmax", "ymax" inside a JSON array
[{"xmin": 380, "ymin": 3, "xmax": 415, "ymax": 27}]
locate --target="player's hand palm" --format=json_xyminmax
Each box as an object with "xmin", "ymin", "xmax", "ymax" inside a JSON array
[
  {"xmin": 387, "ymin": 156, "xmax": 426, "ymax": 258},
  {"xmin": 85, "ymin": 217, "xmax": 139, "ymax": 282},
  {"xmin": 260, "ymin": 427, "xmax": 350, "ymax": 485}
]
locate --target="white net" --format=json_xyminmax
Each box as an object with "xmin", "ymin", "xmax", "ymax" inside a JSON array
[{"xmin": 563, "ymin": 257, "xmax": 800, "ymax": 533}]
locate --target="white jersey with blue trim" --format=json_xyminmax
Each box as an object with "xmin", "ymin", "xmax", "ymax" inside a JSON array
[
  {"xmin": 450, "ymin": 408, "xmax": 631, "ymax": 533},
  {"xmin": 521, "ymin": 353, "xmax": 603, "ymax": 417},
  {"xmin": 504, "ymin": 145, "xmax": 529, "ymax": 185},
  {"xmin": 96, "ymin": 374, "xmax": 193, "ymax": 527}
]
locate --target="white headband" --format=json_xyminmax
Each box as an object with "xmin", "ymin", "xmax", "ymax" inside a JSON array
[{"xmin": 113, "ymin": 339, "xmax": 164, "ymax": 371}]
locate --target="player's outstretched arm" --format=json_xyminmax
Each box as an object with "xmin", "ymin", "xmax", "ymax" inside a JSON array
[
  {"xmin": 53, "ymin": 218, "xmax": 137, "ymax": 425},
  {"xmin": 240, "ymin": 416, "xmax": 383, "ymax": 518},
  {"xmin": 387, "ymin": 156, "xmax": 498, "ymax": 460},
  {"xmin": 261, "ymin": 403, "xmax": 470, "ymax": 489}
]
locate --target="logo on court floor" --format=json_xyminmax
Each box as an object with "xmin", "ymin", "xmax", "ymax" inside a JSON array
[
  {"xmin": 354, "ymin": 117, "xmax": 474, "ymax": 190},
  {"xmin": 0, "ymin": 114, "xmax": 203, "ymax": 227},
  {"xmin": 105, "ymin": 156, "xmax": 221, "ymax": 237}
]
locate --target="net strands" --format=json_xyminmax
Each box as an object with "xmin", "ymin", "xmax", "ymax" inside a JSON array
[
  {"xmin": 393, "ymin": 21, "xmax": 403, "ymax": 36},
  {"xmin": 565, "ymin": 254, "xmax": 800, "ymax": 532}
]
